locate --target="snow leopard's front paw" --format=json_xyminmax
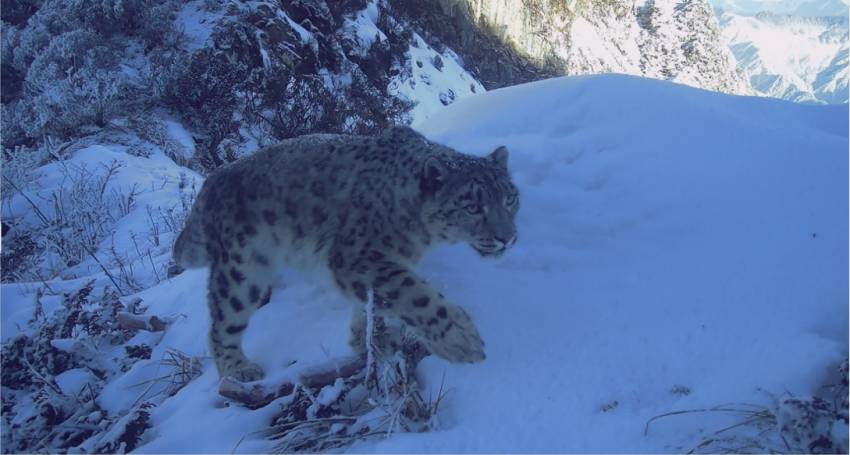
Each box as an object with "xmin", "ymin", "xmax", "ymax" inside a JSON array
[
  {"xmin": 422, "ymin": 304, "xmax": 486, "ymax": 363},
  {"xmin": 221, "ymin": 360, "xmax": 265, "ymax": 382}
]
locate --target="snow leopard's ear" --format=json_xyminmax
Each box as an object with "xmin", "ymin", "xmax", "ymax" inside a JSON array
[
  {"xmin": 420, "ymin": 156, "xmax": 447, "ymax": 195},
  {"xmin": 488, "ymin": 146, "xmax": 509, "ymax": 169}
]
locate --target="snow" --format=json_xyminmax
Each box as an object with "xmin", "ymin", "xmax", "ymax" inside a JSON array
[
  {"xmin": 1, "ymin": 283, "xmax": 62, "ymax": 341},
  {"xmin": 163, "ymin": 118, "xmax": 197, "ymax": 161},
  {"xmin": 50, "ymin": 338, "xmax": 79, "ymax": 352},
  {"xmin": 342, "ymin": 1, "xmax": 387, "ymax": 58},
  {"xmin": 175, "ymin": 1, "xmax": 224, "ymax": 51},
  {"xmin": 279, "ymin": 9, "xmax": 318, "ymax": 54},
  {"xmin": 389, "ymin": 34, "xmax": 486, "ymax": 127},
  {"xmin": 1, "ymin": 142, "xmax": 203, "ymax": 350},
  {"xmin": 317, "ymin": 378, "xmax": 346, "ymax": 406},
  {"xmin": 3, "ymin": 74, "xmax": 847, "ymax": 452},
  {"xmin": 55, "ymin": 368, "xmax": 97, "ymax": 396}
]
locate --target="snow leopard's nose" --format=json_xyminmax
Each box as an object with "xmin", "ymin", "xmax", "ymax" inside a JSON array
[{"xmin": 494, "ymin": 233, "xmax": 517, "ymax": 249}]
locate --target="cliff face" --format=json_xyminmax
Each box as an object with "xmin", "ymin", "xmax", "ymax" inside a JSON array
[
  {"xmin": 393, "ymin": 0, "xmax": 752, "ymax": 94},
  {"xmin": 636, "ymin": 0, "xmax": 752, "ymax": 93}
]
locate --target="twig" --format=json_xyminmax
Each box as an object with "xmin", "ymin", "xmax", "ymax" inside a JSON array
[
  {"xmin": 22, "ymin": 354, "xmax": 63, "ymax": 395},
  {"xmin": 713, "ymin": 412, "xmax": 773, "ymax": 435},
  {"xmin": 2, "ymin": 175, "xmax": 50, "ymax": 226},
  {"xmin": 644, "ymin": 406, "xmax": 764, "ymax": 436},
  {"xmin": 147, "ymin": 249, "xmax": 162, "ymax": 283},
  {"xmin": 365, "ymin": 288, "xmax": 376, "ymax": 385},
  {"xmin": 81, "ymin": 244, "xmax": 125, "ymax": 295}
]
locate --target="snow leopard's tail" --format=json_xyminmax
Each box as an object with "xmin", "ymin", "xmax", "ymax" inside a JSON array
[{"xmin": 172, "ymin": 207, "xmax": 209, "ymax": 270}]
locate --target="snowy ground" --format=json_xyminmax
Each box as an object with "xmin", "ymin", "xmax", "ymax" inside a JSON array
[{"xmin": 2, "ymin": 74, "xmax": 847, "ymax": 452}]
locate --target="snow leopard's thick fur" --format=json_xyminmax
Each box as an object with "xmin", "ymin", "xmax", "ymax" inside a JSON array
[{"xmin": 173, "ymin": 126, "xmax": 519, "ymax": 381}]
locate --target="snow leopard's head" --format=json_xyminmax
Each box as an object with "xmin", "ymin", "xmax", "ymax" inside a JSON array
[{"xmin": 421, "ymin": 146, "xmax": 519, "ymax": 258}]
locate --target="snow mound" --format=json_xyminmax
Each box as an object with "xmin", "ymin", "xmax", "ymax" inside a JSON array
[{"xmin": 363, "ymin": 74, "xmax": 848, "ymax": 451}]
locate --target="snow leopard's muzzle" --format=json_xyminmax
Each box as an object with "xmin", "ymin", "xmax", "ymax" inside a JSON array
[
  {"xmin": 470, "ymin": 204, "xmax": 518, "ymax": 258},
  {"xmin": 472, "ymin": 232, "xmax": 518, "ymax": 258}
]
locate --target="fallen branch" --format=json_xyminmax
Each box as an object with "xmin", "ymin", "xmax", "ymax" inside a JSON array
[
  {"xmin": 117, "ymin": 311, "xmax": 168, "ymax": 332},
  {"xmin": 218, "ymin": 355, "xmax": 366, "ymax": 409},
  {"xmin": 301, "ymin": 354, "xmax": 367, "ymax": 389}
]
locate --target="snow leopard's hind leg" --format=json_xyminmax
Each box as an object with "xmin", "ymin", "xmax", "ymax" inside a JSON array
[{"xmin": 206, "ymin": 246, "xmax": 274, "ymax": 382}]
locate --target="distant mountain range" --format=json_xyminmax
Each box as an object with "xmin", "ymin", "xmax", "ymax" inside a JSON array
[
  {"xmin": 718, "ymin": 11, "xmax": 848, "ymax": 104},
  {"xmin": 710, "ymin": 0, "xmax": 848, "ymax": 17}
]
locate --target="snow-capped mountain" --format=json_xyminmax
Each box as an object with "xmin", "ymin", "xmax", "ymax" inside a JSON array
[
  {"xmin": 710, "ymin": 0, "xmax": 849, "ymax": 17},
  {"xmin": 719, "ymin": 11, "xmax": 849, "ymax": 104}
]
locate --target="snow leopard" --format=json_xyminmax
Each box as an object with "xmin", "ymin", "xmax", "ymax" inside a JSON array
[{"xmin": 173, "ymin": 126, "xmax": 520, "ymax": 381}]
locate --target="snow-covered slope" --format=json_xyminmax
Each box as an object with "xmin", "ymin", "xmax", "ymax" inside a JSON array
[
  {"xmin": 2, "ymin": 75, "xmax": 847, "ymax": 452},
  {"xmin": 719, "ymin": 11, "xmax": 849, "ymax": 103},
  {"xmin": 389, "ymin": 33, "xmax": 485, "ymax": 128}
]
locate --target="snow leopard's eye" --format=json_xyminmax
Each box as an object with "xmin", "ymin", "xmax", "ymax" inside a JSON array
[
  {"xmin": 504, "ymin": 194, "xmax": 517, "ymax": 207},
  {"xmin": 464, "ymin": 204, "xmax": 482, "ymax": 215}
]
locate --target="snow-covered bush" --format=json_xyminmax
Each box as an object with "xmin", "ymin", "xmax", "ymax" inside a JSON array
[
  {"xmin": 3, "ymin": 0, "xmax": 421, "ymax": 157},
  {"xmin": 1, "ymin": 0, "xmax": 179, "ymax": 147},
  {"xmin": 154, "ymin": 0, "xmax": 414, "ymax": 169},
  {"xmin": 18, "ymin": 27, "xmax": 129, "ymax": 137},
  {"xmin": 1, "ymin": 26, "xmax": 23, "ymax": 102},
  {"xmin": 67, "ymin": 0, "xmax": 152, "ymax": 38},
  {"xmin": 41, "ymin": 160, "xmax": 130, "ymax": 270},
  {"xmin": 0, "ymin": 0, "xmax": 42, "ymax": 26},
  {"xmin": 161, "ymin": 46, "xmax": 243, "ymax": 167},
  {"xmin": 3, "ymin": 154, "xmax": 135, "ymax": 281},
  {"xmin": 135, "ymin": 2, "xmax": 182, "ymax": 50},
  {"xmin": 0, "ymin": 280, "xmax": 150, "ymax": 453},
  {"xmin": 127, "ymin": 114, "xmax": 193, "ymax": 166}
]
